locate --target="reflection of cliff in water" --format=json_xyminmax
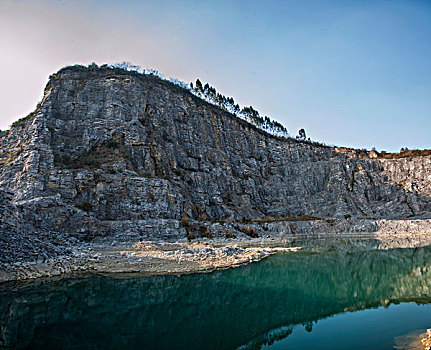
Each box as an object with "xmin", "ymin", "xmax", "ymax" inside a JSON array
[{"xmin": 2, "ymin": 246, "xmax": 431, "ymax": 349}]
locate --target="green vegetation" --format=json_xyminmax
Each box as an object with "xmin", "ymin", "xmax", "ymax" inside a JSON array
[
  {"xmin": 10, "ymin": 99, "xmax": 44, "ymax": 131},
  {"xmin": 192, "ymin": 79, "xmax": 288, "ymax": 135},
  {"xmin": 0, "ymin": 147, "xmax": 23, "ymax": 165},
  {"xmin": 72, "ymin": 151, "xmax": 101, "ymax": 168},
  {"xmin": 200, "ymin": 224, "xmax": 211, "ymax": 238},
  {"xmin": 11, "ymin": 115, "xmax": 32, "ymax": 130},
  {"xmin": 137, "ymin": 172, "xmax": 153, "ymax": 178},
  {"xmin": 76, "ymin": 202, "xmax": 93, "ymax": 212},
  {"xmin": 236, "ymin": 224, "xmax": 259, "ymax": 238},
  {"xmin": 186, "ymin": 232, "xmax": 196, "ymax": 241},
  {"xmin": 297, "ymin": 128, "xmax": 307, "ymax": 140},
  {"xmin": 199, "ymin": 213, "xmax": 323, "ymax": 227},
  {"xmin": 225, "ymin": 230, "xmax": 236, "ymax": 239},
  {"xmin": 55, "ymin": 136, "xmax": 129, "ymax": 170},
  {"xmin": 180, "ymin": 212, "xmax": 189, "ymax": 228},
  {"xmin": 0, "ymin": 98, "xmax": 44, "ymax": 137},
  {"xmin": 249, "ymin": 213, "xmax": 323, "ymax": 224},
  {"xmin": 379, "ymin": 148, "xmax": 431, "ymax": 159},
  {"xmin": 54, "ymin": 63, "xmax": 335, "ymax": 146},
  {"xmin": 106, "ymin": 140, "xmax": 119, "ymax": 149},
  {"xmin": 182, "ymin": 213, "xmax": 212, "ymax": 240}
]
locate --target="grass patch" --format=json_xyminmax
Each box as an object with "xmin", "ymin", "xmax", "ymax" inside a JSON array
[
  {"xmin": 379, "ymin": 149, "xmax": 431, "ymax": 159},
  {"xmin": 0, "ymin": 147, "xmax": 23, "ymax": 165},
  {"xmin": 250, "ymin": 213, "xmax": 323, "ymax": 224}
]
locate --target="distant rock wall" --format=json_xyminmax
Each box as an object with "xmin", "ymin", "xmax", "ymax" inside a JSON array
[{"xmin": 1, "ymin": 66, "xmax": 430, "ymax": 239}]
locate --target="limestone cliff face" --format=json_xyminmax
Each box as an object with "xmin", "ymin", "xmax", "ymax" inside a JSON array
[{"xmin": 0, "ymin": 65, "xmax": 430, "ymax": 239}]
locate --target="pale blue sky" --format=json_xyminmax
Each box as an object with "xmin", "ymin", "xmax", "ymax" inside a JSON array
[{"xmin": 1, "ymin": 0, "xmax": 430, "ymax": 151}]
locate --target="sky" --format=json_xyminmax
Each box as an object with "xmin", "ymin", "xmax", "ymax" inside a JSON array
[{"xmin": 0, "ymin": 0, "xmax": 430, "ymax": 152}]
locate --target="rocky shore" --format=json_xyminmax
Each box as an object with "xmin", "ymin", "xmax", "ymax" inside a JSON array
[
  {"xmin": 0, "ymin": 238, "xmax": 299, "ymax": 283},
  {"xmin": 2, "ymin": 227, "xmax": 431, "ymax": 283},
  {"xmin": 1, "ymin": 196, "xmax": 431, "ymax": 283},
  {"xmin": 1, "ymin": 65, "xmax": 431, "ymax": 284}
]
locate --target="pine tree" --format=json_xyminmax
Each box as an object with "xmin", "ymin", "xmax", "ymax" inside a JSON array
[{"xmin": 297, "ymin": 129, "xmax": 306, "ymax": 140}]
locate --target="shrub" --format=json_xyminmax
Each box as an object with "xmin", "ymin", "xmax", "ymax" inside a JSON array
[
  {"xmin": 11, "ymin": 116, "xmax": 30, "ymax": 129},
  {"xmin": 180, "ymin": 212, "xmax": 189, "ymax": 228},
  {"xmin": 325, "ymin": 218, "xmax": 336, "ymax": 225},
  {"xmin": 380, "ymin": 149, "xmax": 431, "ymax": 159},
  {"xmin": 200, "ymin": 225, "xmax": 211, "ymax": 238},
  {"xmin": 60, "ymin": 154, "xmax": 72, "ymax": 165},
  {"xmin": 225, "ymin": 230, "xmax": 236, "ymax": 239},
  {"xmin": 251, "ymin": 213, "xmax": 322, "ymax": 224},
  {"xmin": 198, "ymin": 213, "xmax": 208, "ymax": 221},
  {"xmin": 71, "ymin": 151, "xmax": 100, "ymax": 168},
  {"xmin": 106, "ymin": 140, "xmax": 119, "ymax": 149},
  {"xmin": 186, "ymin": 232, "xmax": 196, "ymax": 241},
  {"xmin": 237, "ymin": 224, "xmax": 258, "ymax": 238},
  {"xmin": 76, "ymin": 202, "xmax": 93, "ymax": 212},
  {"xmin": 138, "ymin": 172, "xmax": 153, "ymax": 178}
]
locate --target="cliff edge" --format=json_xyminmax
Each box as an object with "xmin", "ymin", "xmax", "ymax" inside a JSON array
[{"xmin": 0, "ymin": 65, "xmax": 430, "ymax": 269}]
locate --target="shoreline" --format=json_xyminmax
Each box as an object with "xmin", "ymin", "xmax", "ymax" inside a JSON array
[
  {"xmin": 2, "ymin": 232, "xmax": 431, "ymax": 284},
  {"xmin": 0, "ymin": 240, "xmax": 300, "ymax": 284}
]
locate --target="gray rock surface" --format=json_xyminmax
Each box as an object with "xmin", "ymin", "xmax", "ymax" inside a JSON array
[
  {"xmin": 0, "ymin": 189, "xmax": 74, "ymax": 264},
  {"xmin": 0, "ymin": 65, "xmax": 430, "ymax": 264}
]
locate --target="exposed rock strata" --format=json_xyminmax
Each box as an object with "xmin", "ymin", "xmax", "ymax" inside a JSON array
[{"xmin": 0, "ymin": 65, "xmax": 430, "ymax": 272}]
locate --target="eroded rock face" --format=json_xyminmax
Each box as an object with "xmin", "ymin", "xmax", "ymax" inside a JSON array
[
  {"xmin": 0, "ymin": 65, "xmax": 430, "ymax": 240},
  {"xmin": 0, "ymin": 189, "xmax": 74, "ymax": 264}
]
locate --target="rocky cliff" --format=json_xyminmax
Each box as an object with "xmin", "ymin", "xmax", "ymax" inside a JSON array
[{"xmin": 1, "ymin": 65, "xmax": 430, "ymax": 244}]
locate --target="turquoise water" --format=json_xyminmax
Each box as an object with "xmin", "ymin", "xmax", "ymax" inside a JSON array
[
  {"xmin": 262, "ymin": 303, "xmax": 430, "ymax": 349},
  {"xmin": 1, "ymin": 245, "xmax": 431, "ymax": 349}
]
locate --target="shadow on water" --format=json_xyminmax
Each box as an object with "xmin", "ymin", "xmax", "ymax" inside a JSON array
[{"xmin": 2, "ymin": 244, "xmax": 431, "ymax": 349}]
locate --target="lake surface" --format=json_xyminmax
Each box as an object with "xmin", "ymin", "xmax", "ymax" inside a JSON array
[{"xmin": 1, "ymin": 245, "xmax": 431, "ymax": 349}]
